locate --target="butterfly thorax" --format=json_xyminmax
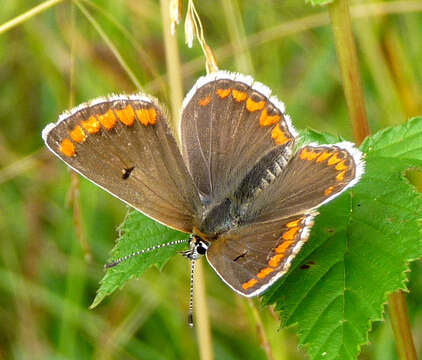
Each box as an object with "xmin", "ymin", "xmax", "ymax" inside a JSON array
[{"xmin": 196, "ymin": 146, "xmax": 291, "ymax": 239}]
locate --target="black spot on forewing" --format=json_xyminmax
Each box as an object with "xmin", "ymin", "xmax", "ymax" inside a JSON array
[{"xmin": 122, "ymin": 166, "xmax": 135, "ymax": 180}]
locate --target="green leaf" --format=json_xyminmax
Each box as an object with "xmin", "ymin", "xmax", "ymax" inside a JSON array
[
  {"xmin": 263, "ymin": 117, "xmax": 422, "ymax": 360},
  {"xmin": 91, "ymin": 210, "xmax": 189, "ymax": 308}
]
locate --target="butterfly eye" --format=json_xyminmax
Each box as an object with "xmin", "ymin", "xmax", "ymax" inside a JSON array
[{"xmin": 197, "ymin": 244, "xmax": 207, "ymax": 255}]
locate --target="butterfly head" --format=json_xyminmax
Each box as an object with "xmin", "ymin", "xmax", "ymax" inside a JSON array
[{"xmin": 180, "ymin": 234, "xmax": 209, "ymax": 260}]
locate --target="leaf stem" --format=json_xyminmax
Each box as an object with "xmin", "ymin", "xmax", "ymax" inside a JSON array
[
  {"xmin": 388, "ymin": 291, "xmax": 417, "ymax": 360},
  {"xmin": 328, "ymin": 0, "xmax": 370, "ymax": 145}
]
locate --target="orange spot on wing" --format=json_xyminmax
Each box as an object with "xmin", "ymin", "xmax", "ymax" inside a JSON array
[
  {"xmin": 327, "ymin": 153, "xmax": 342, "ymax": 165},
  {"xmin": 81, "ymin": 116, "xmax": 101, "ymax": 134},
  {"xmin": 324, "ymin": 186, "xmax": 334, "ymax": 196},
  {"xmin": 282, "ymin": 227, "xmax": 299, "ymax": 241},
  {"xmin": 116, "ymin": 105, "xmax": 135, "ymax": 126},
  {"xmin": 259, "ymin": 108, "xmax": 280, "ymax": 127},
  {"xmin": 336, "ymin": 171, "xmax": 346, "ymax": 181},
  {"xmin": 232, "ymin": 89, "xmax": 247, "ymax": 102},
  {"xmin": 70, "ymin": 125, "xmax": 86, "ymax": 143},
  {"xmin": 335, "ymin": 160, "xmax": 347, "ymax": 171},
  {"xmin": 242, "ymin": 278, "xmax": 258, "ymax": 290},
  {"xmin": 198, "ymin": 96, "xmax": 212, "ymax": 106},
  {"xmin": 316, "ymin": 151, "xmax": 332, "ymax": 163},
  {"xmin": 257, "ymin": 267, "xmax": 274, "ymax": 279},
  {"xmin": 98, "ymin": 109, "xmax": 117, "ymax": 130},
  {"xmin": 246, "ymin": 98, "xmax": 265, "ymax": 112},
  {"xmin": 286, "ymin": 218, "xmax": 303, "ymax": 228},
  {"xmin": 268, "ymin": 254, "xmax": 284, "ymax": 268},
  {"xmin": 271, "ymin": 124, "xmax": 289, "ymax": 145},
  {"xmin": 275, "ymin": 241, "xmax": 294, "ymax": 254},
  {"xmin": 136, "ymin": 108, "xmax": 157, "ymax": 126},
  {"xmin": 216, "ymin": 88, "xmax": 231, "ymax": 98},
  {"xmin": 59, "ymin": 138, "xmax": 75, "ymax": 157},
  {"xmin": 300, "ymin": 148, "xmax": 319, "ymax": 161}
]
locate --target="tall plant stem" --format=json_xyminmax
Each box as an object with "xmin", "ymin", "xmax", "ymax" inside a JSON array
[
  {"xmin": 328, "ymin": 0, "xmax": 369, "ymax": 145},
  {"xmin": 329, "ymin": 0, "xmax": 416, "ymax": 358},
  {"xmin": 388, "ymin": 291, "xmax": 417, "ymax": 360},
  {"xmin": 160, "ymin": 1, "xmax": 213, "ymax": 359},
  {"xmin": 194, "ymin": 259, "xmax": 214, "ymax": 360},
  {"xmin": 160, "ymin": 0, "xmax": 184, "ymax": 134}
]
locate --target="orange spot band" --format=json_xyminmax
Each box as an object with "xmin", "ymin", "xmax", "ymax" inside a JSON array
[
  {"xmin": 325, "ymin": 186, "xmax": 334, "ymax": 196},
  {"xmin": 81, "ymin": 116, "xmax": 101, "ymax": 134},
  {"xmin": 70, "ymin": 125, "xmax": 86, "ymax": 143},
  {"xmin": 328, "ymin": 153, "xmax": 342, "ymax": 165},
  {"xmin": 268, "ymin": 254, "xmax": 284, "ymax": 268},
  {"xmin": 98, "ymin": 109, "xmax": 117, "ymax": 130},
  {"xmin": 335, "ymin": 161, "xmax": 347, "ymax": 171},
  {"xmin": 116, "ymin": 105, "xmax": 135, "ymax": 126},
  {"xmin": 246, "ymin": 98, "xmax": 265, "ymax": 112},
  {"xmin": 282, "ymin": 227, "xmax": 299, "ymax": 241},
  {"xmin": 242, "ymin": 278, "xmax": 258, "ymax": 290},
  {"xmin": 232, "ymin": 89, "xmax": 247, "ymax": 102},
  {"xmin": 136, "ymin": 108, "xmax": 157, "ymax": 126},
  {"xmin": 336, "ymin": 171, "xmax": 346, "ymax": 181},
  {"xmin": 216, "ymin": 88, "xmax": 231, "ymax": 98},
  {"xmin": 257, "ymin": 267, "xmax": 274, "ymax": 279},
  {"xmin": 271, "ymin": 124, "xmax": 289, "ymax": 145},
  {"xmin": 286, "ymin": 218, "xmax": 302, "ymax": 228},
  {"xmin": 275, "ymin": 241, "xmax": 294, "ymax": 254},
  {"xmin": 316, "ymin": 151, "xmax": 332, "ymax": 163},
  {"xmin": 59, "ymin": 138, "xmax": 75, "ymax": 157},
  {"xmin": 198, "ymin": 96, "xmax": 212, "ymax": 106},
  {"xmin": 259, "ymin": 109, "xmax": 280, "ymax": 127}
]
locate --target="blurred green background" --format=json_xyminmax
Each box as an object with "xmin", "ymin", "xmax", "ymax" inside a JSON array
[{"xmin": 1, "ymin": 0, "xmax": 421, "ymax": 359}]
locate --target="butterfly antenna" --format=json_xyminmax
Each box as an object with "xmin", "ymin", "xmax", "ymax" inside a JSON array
[
  {"xmin": 105, "ymin": 239, "xmax": 189, "ymax": 268},
  {"xmin": 188, "ymin": 258, "xmax": 196, "ymax": 327}
]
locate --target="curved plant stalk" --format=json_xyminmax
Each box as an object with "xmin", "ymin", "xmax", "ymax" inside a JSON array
[
  {"xmin": 74, "ymin": 0, "xmax": 142, "ymax": 92},
  {"xmin": 328, "ymin": 0, "xmax": 417, "ymax": 358},
  {"xmin": 0, "ymin": 0, "xmax": 65, "ymax": 35}
]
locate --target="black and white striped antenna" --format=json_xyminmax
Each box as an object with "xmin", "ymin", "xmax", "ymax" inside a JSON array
[{"xmin": 105, "ymin": 239, "xmax": 189, "ymax": 268}]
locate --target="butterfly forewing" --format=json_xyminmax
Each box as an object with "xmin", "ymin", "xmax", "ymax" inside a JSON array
[
  {"xmin": 43, "ymin": 95, "xmax": 201, "ymax": 233},
  {"xmin": 180, "ymin": 71, "xmax": 297, "ymax": 205}
]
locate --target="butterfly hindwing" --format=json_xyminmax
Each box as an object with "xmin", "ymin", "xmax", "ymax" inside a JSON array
[
  {"xmin": 206, "ymin": 212, "xmax": 317, "ymax": 296},
  {"xmin": 248, "ymin": 142, "xmax": 365, "ymax": 224},
  {"xmin": 43, "ymin": 95, "xmax": 201, "ymax": 233}
]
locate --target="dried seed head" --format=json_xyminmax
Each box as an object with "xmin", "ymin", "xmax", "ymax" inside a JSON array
[
  {"xmin": 169, "ymin": 0, "xmax": 182, "ymax": 35},
  {"xmin": 184, "ymin": 9, "xmax": 195, "ymax": 48}
]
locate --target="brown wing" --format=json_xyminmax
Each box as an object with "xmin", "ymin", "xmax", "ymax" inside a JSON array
[
  {"xmin": 206, "ymin": 212, "xmax": 317, "ymax": 296},
  {"xmin": 42, "ymin": 94, "xmax": 201, "ymax": 233},
  {"xmin": 247, "ymin": 142, "xmax": 365, "ymax": 224},
  {"xmin": 206, "ymin": 142, "xmax": 364, "ymax": 296},
  {"xmin": 179, "ymin": 71, "xmax": 297, "ymax": 206}
]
